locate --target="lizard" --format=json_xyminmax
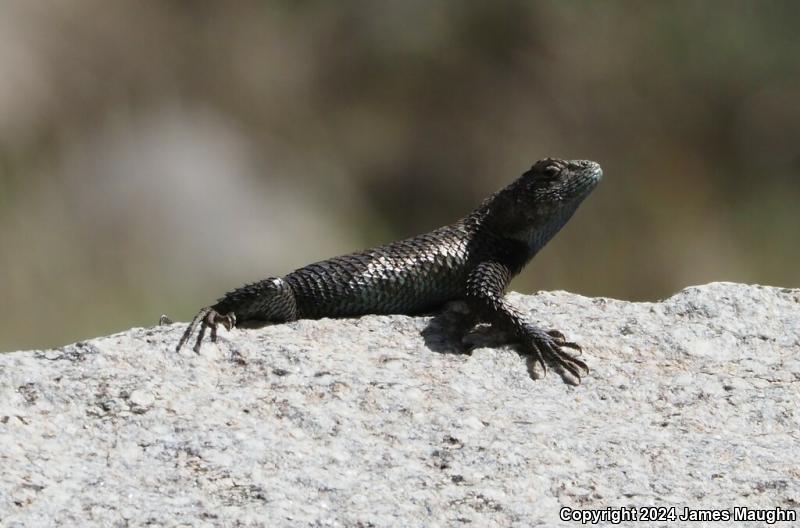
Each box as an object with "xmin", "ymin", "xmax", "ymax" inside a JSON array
[{"xmin": 176, "ymin": 157, "xmax": 602, "ymax": 381}]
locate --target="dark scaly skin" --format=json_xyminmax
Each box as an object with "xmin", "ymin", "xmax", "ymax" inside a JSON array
[{"xmin": 176, "ymin": 158, "xmax": 602, "ymax": 380}]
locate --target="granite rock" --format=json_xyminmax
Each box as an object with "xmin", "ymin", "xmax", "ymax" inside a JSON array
[{"xmin": 1, "ymin": 282, "xmax": 799, "ymax": 526}]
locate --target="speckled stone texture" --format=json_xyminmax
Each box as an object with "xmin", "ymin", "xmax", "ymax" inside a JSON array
[{"xmin": 1, "ymin": 282, "xmax": 798, "ymax": 527}]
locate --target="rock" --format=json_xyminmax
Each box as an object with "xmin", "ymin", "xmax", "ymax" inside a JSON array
[{"xmin": 1, "ymin": 282, "xmax": 798, "ymax": 526}]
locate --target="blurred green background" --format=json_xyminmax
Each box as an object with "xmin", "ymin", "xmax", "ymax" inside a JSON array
[{"xmin": 1, "ymin": 1, "xmax": 798, "ymax": 351}]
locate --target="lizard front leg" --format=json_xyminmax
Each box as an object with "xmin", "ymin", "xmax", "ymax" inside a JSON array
[{"xmin": 465, "ymin": 261, "xmax": 588, "ymax": 381}]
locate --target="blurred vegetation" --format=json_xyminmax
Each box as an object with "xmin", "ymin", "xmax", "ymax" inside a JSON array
[{"xmin": 1, "ymin": 1, "xmax": 798, "ymax": 351}]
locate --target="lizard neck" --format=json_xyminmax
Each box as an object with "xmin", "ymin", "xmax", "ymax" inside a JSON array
[{"xmin": 467, "ymin": 197, "xmax": 578, "ymax": 264}]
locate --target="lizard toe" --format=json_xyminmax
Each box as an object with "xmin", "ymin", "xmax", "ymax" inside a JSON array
[{"xmin": 526, "ymin": 328, "xmax": 588, "ymax": 382}]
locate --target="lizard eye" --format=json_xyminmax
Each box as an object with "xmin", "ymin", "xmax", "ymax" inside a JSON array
[
  {"xmin": 529, "ymin": 158, "xmax": 563, "ymax": 183},
  {"xmin": 539, "ymin": 163, "xmax": 562, "ymax": 182}
]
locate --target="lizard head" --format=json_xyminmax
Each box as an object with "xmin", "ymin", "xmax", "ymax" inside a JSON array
[
  {"xmin": 521, "ymin": 158, "xmax": 602, "ymax": 208},
  {"xmin": 481, "ymin": 158, "xmax": 602, "ymax": 255}
]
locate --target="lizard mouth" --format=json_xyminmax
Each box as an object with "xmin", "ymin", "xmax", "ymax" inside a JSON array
[
  {"xmin": 575, "ymin": 160, "xmax": 603, "ymax": 181},
  {"xmin": 588, "ymin": 161, "xmax": 603, "ymax": 182},
  {"xmin": 566, "ymin": 160, "xmax": 602, "ymax": 199}
]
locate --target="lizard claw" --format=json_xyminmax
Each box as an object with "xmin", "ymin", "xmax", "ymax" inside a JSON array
[
  {"xmin": 527, "ymin": 341, "xmax": 548, "ymax": 377},
  {"xmin": 525, "ymin": 326, "xmax": 588, "ymax": 382},
  {"xmin": 547, "ymin": 329, "xmax": 582, "ymax": 353},
  {"xmin": 175, "ymin": 307, "xmax": 236, "ymax": 354}
]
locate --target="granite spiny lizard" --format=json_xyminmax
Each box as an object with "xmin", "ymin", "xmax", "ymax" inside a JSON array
[{"xmin": 176, "ymin": 158, "xmax": 602, "ymax": 380}]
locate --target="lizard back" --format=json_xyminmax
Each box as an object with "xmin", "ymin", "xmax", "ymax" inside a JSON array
[{"xmin": 284, "ymin": 222, "xmax": 475, "ymax": 318}]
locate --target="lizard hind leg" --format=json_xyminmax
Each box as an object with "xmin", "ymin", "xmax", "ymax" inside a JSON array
[
  {"xmin": 174, "ymin": 276, "xmax": 296, "ymax": 354},
  {"xmin": 175, "ymin": 307, "xmax": 236, "ymax": 353}
]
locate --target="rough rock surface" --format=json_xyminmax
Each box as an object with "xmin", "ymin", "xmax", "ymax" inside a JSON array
[{"xmin": 1, "ymin": 282, "xmax": 799, "ymax": 527}]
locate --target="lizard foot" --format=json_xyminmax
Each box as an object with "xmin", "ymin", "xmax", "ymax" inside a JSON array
[
  {"xmin": 175, "ymin": 307, "xmax": 236, "ymax": 354},
  {"xmin": 523, "ymin": 326, "xmax": 588, "ymax": 381}
]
